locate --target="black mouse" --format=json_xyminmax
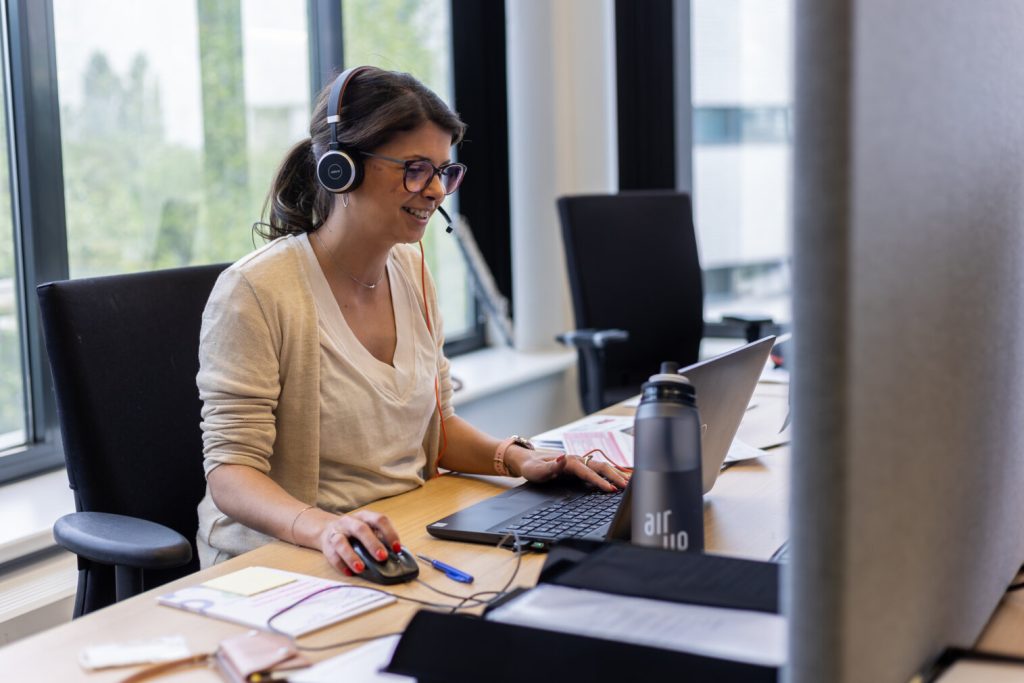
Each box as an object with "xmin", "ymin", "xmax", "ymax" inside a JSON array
[{"xmin": 349, "ymin": 539, "xmax": 419, "ymax": 585}]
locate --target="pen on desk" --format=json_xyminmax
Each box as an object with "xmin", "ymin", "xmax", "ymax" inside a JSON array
[{"xmin": 416, "ymin": 554, "xmax": 474, "ymax": 584}]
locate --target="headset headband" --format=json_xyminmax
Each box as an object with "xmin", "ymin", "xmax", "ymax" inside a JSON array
[{"xmin": 326, "ymin": 66, "xmax": 371, "ymax": 151}]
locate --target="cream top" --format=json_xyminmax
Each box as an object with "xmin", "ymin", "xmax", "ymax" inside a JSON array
[
  {"xmin": 195, "ymin": 234, "xmax": 453, "ymax": 567},
  {"xmin": 297, "ymin": 236, "xmax": 438, "ymax": 511}
]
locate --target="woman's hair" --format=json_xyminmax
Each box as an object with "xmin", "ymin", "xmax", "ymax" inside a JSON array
[{"xmin": 256, "ymin": 67, "xmax": 466, "ymax": 240}]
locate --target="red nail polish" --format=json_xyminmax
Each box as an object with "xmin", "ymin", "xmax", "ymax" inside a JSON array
[
  {"xmin": 375, "ymin": 549, "xmax": 388, "ymax": 561},
  {"xmin": 354, "ymin": 561, "xmax": 365, "ymax": 573},
  {"xmin": 392, "ymin": 542, "xmax": 402, "ymax": 552},
  {"xmin": 342, "ymin": 566, "xmax": 353, "ymax": 577},
  {"xmin": 556, "ymin": 454, "xmax": 565, "ymax": 463}
]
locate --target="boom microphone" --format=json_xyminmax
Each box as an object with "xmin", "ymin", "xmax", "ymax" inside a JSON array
[{"xmin": 437, "ymin": 205, "xmax": 454, "ymax": 234}]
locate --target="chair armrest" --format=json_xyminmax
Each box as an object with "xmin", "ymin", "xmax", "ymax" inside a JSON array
[
  {"xmin": 555, "ymin": 328, "xmax": 630, "ymax": 349},
  {"xmin": 556, "ymin": 329, "xmax": 630, "ymax": 414},
  {"xmin": 53, "ymin": 512, "xmax": 192, "ymax": 570}
]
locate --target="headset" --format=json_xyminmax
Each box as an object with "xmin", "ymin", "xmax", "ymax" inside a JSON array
[
  {"xmin": 316, "ymin": 66, "xmax": 372, "ymax": 194},
  {"xmin": 315, "ymin": 66, "xmax": 456, "ymax": 234}
]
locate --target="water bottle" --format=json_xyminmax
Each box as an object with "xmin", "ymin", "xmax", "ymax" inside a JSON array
[{"xmin": 631, "ymin": 361, "xmax": 704, "ymax": 552}]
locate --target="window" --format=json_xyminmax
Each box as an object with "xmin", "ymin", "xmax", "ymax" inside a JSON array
[
  {"xmin": 0, "ymin": 53, "xmax": 26, "ymax": 452},
  {"xmin": 342, "ymin": 0, "xmax": 476, "ymax": 342},
  {"xmin": 691, "ymin": 0, "xmax": 793, "ymax": 326},
  {"xmin": 0, "ymin": 0, "xmax": 497, "ymax": 482},
  {"xmin": 53, "ymin": 0, "xmax": 311, "ymax": 276}
]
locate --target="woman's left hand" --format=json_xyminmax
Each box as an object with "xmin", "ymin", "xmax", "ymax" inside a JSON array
[{"xmin": 516, "ymin": 448, "xmax": 630, "ymax": 492}]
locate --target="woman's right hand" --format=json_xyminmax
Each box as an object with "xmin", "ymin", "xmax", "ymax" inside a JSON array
[{"xmin": 319, "ymin": 509, "xmax": 402, "ymax": 577}]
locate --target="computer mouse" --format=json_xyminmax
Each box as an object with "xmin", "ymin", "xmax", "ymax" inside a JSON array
[{"xmin": 349, "ymin": 539, "xmax": 420, "ymax": 585}]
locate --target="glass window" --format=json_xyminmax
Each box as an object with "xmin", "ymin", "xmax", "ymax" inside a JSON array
[
  {"xmin": 342, "ymin": 0, "xmax": 475, "ymax": 341},
  {"xmin": 53, "ymin": 0, "xmax": 311, "ymax": 277},
  {"xmin": 0, "ymin": 57, "xmax": 27, "ymax": 452},
  {"xmin": 691, "ymin": 0, "xmax": 793, "ymax": 325}
]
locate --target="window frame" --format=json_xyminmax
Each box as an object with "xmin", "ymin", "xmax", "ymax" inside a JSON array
[
  {"xmin": 0, "ymin": 0, "xmax": 504, "ymax": 484},
  {"xmin": 0, "ymin": 0, "xmax": 66, "ymax": 481}
]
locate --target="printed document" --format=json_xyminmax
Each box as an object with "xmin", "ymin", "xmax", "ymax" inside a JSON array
[{"xmin": 486, "ymin": 584, "xmax": 786, "ymax": 667}]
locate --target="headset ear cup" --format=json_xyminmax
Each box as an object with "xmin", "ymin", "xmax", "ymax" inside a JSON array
[{"xmin": 316, "ymin": 149, "xmax": 363, "ymax": 193}]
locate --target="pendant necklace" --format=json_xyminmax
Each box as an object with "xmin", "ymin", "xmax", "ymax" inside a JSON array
[{"xmin": 313, "ymin": 230, "xmax": 386, "ymax": 290}]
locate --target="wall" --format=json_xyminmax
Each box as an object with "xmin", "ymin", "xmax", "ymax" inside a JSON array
[{"xmin": 506, "ymin": 0, "xmax": 619, "ymax": 352}]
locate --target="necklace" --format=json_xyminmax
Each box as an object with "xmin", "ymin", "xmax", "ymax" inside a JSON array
[{"xmin": 313, "ymin": 230, "xmax": 387, "ymax": 290}]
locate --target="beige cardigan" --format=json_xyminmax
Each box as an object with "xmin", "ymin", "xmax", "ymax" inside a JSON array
[{"xmin": 195, "ymin": 235, "xmax": 453, "ymax": 566}]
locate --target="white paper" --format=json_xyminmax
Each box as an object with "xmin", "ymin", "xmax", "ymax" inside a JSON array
[
  {"xmin": 531, "ymin": 414, "xmax": 635, "ymax": 451},
  {"xmin": 723, "ymin": 437, "xmax": 767, "ymax": 465},
  {"xmin": 936, "ymin": 660, "xmax": 1024, "ymax": 682},
  {"xmin": 78, "ymin": 635, "xmax": 191, "ymax": 670},
  {"xmin": 759, "ymin": 366, "xmax": 790, "ymax": 384},
  {"xmin": 487, "ymin": 584, "xmax": 786, "ymax": 668},
  {"xmin": 158, "ymin": 568, "xmax": 394, "ymax": 637},
  {"xmin": 291, "ymin": 635, "xmax": 413, "ymax": 683}
]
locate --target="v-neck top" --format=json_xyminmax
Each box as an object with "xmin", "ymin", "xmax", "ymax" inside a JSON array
[
  {"xmin": 195, "ymin": 233, "xmax": 454, "ymax": 566},
  {"xmin": 298, "ymin": 235, "xmax": 438, "ymax": 511}
]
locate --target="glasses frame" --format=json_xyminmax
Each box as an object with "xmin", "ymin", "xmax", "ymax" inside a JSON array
[{"xmin": 361, "ymin": 151, "xmax": 467, "ymax": 195}]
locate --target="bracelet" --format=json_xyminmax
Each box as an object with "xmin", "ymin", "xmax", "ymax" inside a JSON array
[
  {"xmin": 494, "ymin": 435, "xmax": 534, "ymax": 477},
  {"xmin": 289, "ymin": 505, "xmax": 315, "ymax": 545}
]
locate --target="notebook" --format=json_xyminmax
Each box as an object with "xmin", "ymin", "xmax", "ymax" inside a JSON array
[{"xmin": 426, "ymin": 336, "xmax": 776, "ymax": 549}]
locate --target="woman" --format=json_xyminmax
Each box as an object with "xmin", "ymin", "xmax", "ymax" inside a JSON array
[{"xmin": 196, "ymin": 66, "xmax": 626, "ymax": 577}]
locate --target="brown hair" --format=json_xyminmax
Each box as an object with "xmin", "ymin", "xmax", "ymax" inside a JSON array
[{"xmin": 256, "ymin": 67, "xmax": 466, "ymax": 239}]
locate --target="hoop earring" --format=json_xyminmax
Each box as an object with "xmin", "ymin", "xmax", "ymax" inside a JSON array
[{"xmin": 341, "ymin": 194, "xmax": 350, "ymax": 208}]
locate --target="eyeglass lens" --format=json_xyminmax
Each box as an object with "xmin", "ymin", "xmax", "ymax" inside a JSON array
[{"xmin": 404, "ymin": 161, "xmax": 465, "ymax": 195}]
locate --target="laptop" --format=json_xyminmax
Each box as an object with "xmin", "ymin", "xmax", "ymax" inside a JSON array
[{"xmin": 426, "ymin": 336, "xmax": 776, "ymax": 549}]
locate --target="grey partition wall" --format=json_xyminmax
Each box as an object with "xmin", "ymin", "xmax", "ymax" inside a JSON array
[{"xmin": 788, "ymin": 2, "xmax": 1024, "ymax": 682}]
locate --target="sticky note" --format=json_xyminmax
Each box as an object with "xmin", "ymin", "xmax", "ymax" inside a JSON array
[{"xmin": 201, "ymin": 566, "xmax": 296, "ymax": 596}]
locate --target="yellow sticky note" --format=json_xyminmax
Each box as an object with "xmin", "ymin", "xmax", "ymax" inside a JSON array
[{"xmin": 201, "ymin": 567, "xmax": 296, "ymax": 596}]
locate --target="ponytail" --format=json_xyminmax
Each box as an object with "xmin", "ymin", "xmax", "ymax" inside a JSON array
[{"xmin": 254, "ymin": 139, "xmax": 333, "ymax": 240}]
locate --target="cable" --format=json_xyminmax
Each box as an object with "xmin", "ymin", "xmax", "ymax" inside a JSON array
[
  {"xmin": 418, "ymin": 239, "xmax": 448, "ymax": 473},
  {"xmin": 267, "ymin": 532, "xmax": 529, "ymax": 651}
]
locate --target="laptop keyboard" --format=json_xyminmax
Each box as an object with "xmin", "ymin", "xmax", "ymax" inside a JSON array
[{"xmin": 498, "ymin": 489, "xmax": 624, "ymax": 542}]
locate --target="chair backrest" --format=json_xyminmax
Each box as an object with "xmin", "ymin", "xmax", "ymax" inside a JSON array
[
  {"xmin": 37, "ymin": 263, "xmax": 227, "ymax": 584},
  {"xmin": 558, "ymin": 191, "xmax": 704, "ymax": 395}
]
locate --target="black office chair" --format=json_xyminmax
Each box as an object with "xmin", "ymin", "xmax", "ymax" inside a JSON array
[
  {"xmin": 37, "ymin": 262, "xmax": 228, "ymax": 616},
  {"xmin": 556, "ymin": 191, "xmax": 771, "ymax": 414}
]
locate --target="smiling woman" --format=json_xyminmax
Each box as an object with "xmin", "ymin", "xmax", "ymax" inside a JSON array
[{"xmin": 196, "ymin": 67, "xmax": 627, "ymax": 580}]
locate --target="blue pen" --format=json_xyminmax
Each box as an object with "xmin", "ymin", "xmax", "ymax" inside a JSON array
[{"xmin": 417, "ymin": 554, "xmax": 474, "ymax": 584}]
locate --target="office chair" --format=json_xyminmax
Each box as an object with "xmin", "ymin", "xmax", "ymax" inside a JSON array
[
  {"xmin": 37, "ymin": 262, "xmax": 228, "ymax": 616},
  {"xmin": 556, "ymin": 191, "xmax": 771, "ymax": 414}
]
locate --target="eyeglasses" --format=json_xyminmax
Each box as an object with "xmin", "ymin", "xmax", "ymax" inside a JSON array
[{"xmin": 361, "ymin": 151, "xmax": 467, "ymax": 195}]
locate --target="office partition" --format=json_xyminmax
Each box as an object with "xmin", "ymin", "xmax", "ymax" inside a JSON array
[{"xmin": 788, "ymin": 1, "xmax": 1024, "ymax": 681}]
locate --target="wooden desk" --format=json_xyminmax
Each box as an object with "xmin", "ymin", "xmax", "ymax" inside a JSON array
[{"xmin": 0, "ymin": 383, "xmax": 791, "ymax": 680}]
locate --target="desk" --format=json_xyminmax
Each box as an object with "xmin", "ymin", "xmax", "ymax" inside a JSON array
[{"xmin": 0, "ymin": 383, "xmax": 791, "ymax": 680}]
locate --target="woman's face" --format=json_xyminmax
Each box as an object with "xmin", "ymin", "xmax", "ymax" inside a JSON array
[{"xmin": 348, "ymin": 121, "xmax": 453, "ymax": 246}]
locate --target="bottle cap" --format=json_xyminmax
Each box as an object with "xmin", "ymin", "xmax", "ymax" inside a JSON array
[
  {"xmin": 640, "ymin": 362, "xmax": 696, "ymax": 406},
  {"xmin": 646, "ymin": 362, "xmax": 693, "ymax": 387}
]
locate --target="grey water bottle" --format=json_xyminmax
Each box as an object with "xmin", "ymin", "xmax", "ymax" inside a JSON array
[{"xmin": 631, "ymin": 361, "xmax": 704, "ymax": 552}]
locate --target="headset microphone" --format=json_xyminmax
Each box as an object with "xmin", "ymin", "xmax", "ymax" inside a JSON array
[{"xmin": 437, "ymin": 205, "xmax": 454, "ymax": 234}]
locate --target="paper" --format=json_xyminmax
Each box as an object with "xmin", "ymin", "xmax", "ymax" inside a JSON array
[
  {"xmin": 562, "ymin": 429, "xmax": 634, "ymax": 470},
  {"xmin": 759, "ymin": 366, "xmax": 790, "ymax": 384},
  {"xmin": 159, "ymin": 567, "xmax": 394, "ymax": 637},
  {"xmin": 202, "ymin": 566, "xmax": 297, "ymax": 596},
  {"xmin": 723, "ymin": 438, "xmax": 767, "ymax": 465},
  {"xmin": 486, "ymin": 584, "xmax": 786, "ymax": 668},
  {"xmin": 291, "ymin": 635, "xmax": 413, "ymax": 683},
  {"xmin": 532, "ymin": 415, "xmax": 635, "ymax": 463},
  {"xmin": 78, "ymin": 635, "xmax": 191, "ymax": 670},
  {"xmin": 935, "ymin": 660, "xmax": 1024, "ymax": 682},
  {"xmin": 534, "ymin": 415, "xmax": 765, "ymax": 470}
]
